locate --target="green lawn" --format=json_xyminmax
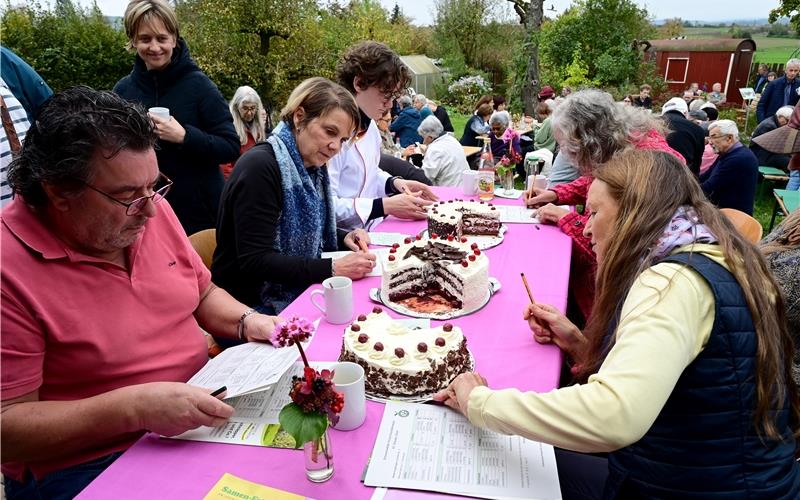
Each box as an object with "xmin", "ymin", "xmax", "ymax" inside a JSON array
[{"xmin": 449, "ymin": 111, "xmax": 470, "ymax": 138}]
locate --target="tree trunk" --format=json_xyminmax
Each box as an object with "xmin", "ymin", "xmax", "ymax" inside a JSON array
[{"xmin": 521, "ymin": 1, "xmax": 544, "ymax": 116}]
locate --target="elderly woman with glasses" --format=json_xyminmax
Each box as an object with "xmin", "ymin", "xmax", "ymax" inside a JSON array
[
  {"xmin": 212, "ymin": 77, "xmax": 377, "ymax": 314},
  {"xmin": 220, "ymin": 86, "xmax": 268, "ymax": 179}
]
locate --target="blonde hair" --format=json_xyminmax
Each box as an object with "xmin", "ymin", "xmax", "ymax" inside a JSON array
[
  {"xmin": 229, "ymin": 86, "xmax": 266, "ymax": 145},
  {"xmin": 123, "ymin": 0, "xmax": 179, "ymax": 51},
  {"xmin": 279, "ymin": 77, "xmax": 360, "ymax": 136}
]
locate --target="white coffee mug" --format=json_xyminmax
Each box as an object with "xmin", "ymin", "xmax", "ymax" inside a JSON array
[
  {"xmin": 148, "ymin": 107, "xmax": 170, "ymax": 120},
  {"xmin": 331, "ymin": 361, "xmax": 366, "ymax": 431},
  {"xmin": 461, "ymin": 170, "xmax": 479, "ymax": 196},
  {"xmin": 310, "ymin": 276, "xmax": 353, "ymax": 324}
]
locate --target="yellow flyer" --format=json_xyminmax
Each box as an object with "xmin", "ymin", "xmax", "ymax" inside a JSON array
[{"xmin": 203, "ymin": 473, "xmax": 308, "ymax": 500}]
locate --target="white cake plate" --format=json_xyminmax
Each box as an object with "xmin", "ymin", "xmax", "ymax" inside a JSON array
[
  {"xmin": 419, "ymin": 224, "xmax": 507, "ymax": 250},
  {"xmin": 368, "ymin": 277, "xmax": 501, "ymax": 320},
  {"xmin": 364, "ymin": 350, "xmax": 476, "ymax": 404}
]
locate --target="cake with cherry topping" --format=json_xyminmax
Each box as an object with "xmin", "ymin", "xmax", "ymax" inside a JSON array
[
  {"xmin": 381, "ymin": 235, "xmax": 489, "ymax": 312},
  {"xmin": 427, "ymin": 199, "xmax": 501, "ymax": 239},
  {"xmin": 338, "ymin": 308, "xmax": 471, "ymax": 397}
]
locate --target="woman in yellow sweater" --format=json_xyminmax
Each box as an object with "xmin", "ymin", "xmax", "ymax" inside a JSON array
[{"xmin": 435, "ymin": 149, "xmax": 800, "ymax": 498}]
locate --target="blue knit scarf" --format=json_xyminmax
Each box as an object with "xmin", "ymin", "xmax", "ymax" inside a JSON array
[{"xmin": 259, "ymin": 121, "xmax": 337, "ymax": 313}]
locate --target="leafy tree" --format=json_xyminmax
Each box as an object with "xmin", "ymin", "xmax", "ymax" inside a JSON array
[
  {"xmin": 538, "ymin": 0, "xmax": 653, "ymax": 89},
  {"xmin": 433, "ymin": 0, "xmax": 494, "ymax": 69},
  {"xmin": 1, "ymin": 0, "xmax": 132, "ymax": 92},
  {"xmin": 659, "ymin": 18, "xmax": 684, "ymax": 38},
  {"xmin": 768, "ymin": 23, "xmax": 791, "ymax": 37},
  {"xmin": 769, "ymin": 0, "xmax": 800, "ymax": 35},
  {"xmin": 505, "ymin": 0, "xmax": 544, "ymax": 115}
]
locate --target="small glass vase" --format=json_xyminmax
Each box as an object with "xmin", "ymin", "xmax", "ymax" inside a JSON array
[
  {"xmin": 304, "ymin": 429, "xmax": 334, "ymax": 482},
  {"xmin": 501, "ymin": 169, "xmax": 515, "ymax": 195}
]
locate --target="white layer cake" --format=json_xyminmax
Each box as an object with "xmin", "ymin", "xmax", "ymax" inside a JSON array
[
  {"xmin": 427, "ymin": 199, "xmax": 501, "ymax": 238},
  {"xmin": 338, "ymin": 309, "xmax": 471, "ymax": 396},
  {"xmin": 381, "ymin": 236, "xmax": 489, "ymax": 311}
]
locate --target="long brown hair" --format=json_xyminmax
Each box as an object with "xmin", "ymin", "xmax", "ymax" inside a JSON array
[{"xmin": 579, "ymin": 149, "xmax": 799, "ymax": 440}]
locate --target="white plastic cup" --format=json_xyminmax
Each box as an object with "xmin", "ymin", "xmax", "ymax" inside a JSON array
[
  {"xmin": 461, "ymin": 170, "xmax": 479, "ymax": 196},
  {"xmin": 310, "ymin": 276, "xmax": 353, "ymax": 324},
  {"xmin": 534, "ymin": 174, "xmax": 548, "ymax": 190},
  {"xmin": 331, "ymin": 361, "xmax": 366, "ymax": 431},
  {"xmin": 148, "ymin": 107, "xmax": 170, "ymax": 120}
]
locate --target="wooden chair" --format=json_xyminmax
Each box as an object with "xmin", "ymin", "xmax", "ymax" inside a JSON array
[
  {"xmin": 721, "ymin": 208, "xmax": 763, "ymax": 244},
  {"xmin": 188, "ymin": 228, "xmax": 217, "ymax": 269},
  {"xmin": 187, "ymin": 228, "xmax": 223, "ymax": 358}
]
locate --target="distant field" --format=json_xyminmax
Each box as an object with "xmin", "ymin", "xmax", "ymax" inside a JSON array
[{"xmin": 680, "ymin": 28, "xmax": 799, "ymax": 63}]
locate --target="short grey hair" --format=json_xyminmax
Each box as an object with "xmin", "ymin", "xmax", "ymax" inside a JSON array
[
  {"xmin": 413, "ymin": 94, "xmax": 427, "ymax": 107},
  {"xmin": 489, "ymin": 110, "xmax": 510, "ymax": 128},
  {"xmin": 709, "ymin": 119, "xmax": 739, "ymax": 140},
  {"xmin": 776, "ymin": 106, "xmax": 794, "ymax": 120},
  {"xmin": 786, "ymin": 58, "xmax": 800, "ymax": 69},
  {"xmin": 417, "ymin": 115, "xmax": 444, "ymax": 140},
  {"xmin": 551, "ymin": 88, "xmax": 665, "ymax": 171},
  {"xmin": 398, "ymin": 95, "xmax": 412, "ymax": 108}
]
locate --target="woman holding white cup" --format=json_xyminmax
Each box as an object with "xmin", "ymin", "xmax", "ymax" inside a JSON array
[{"xmin": 212, "ymin": 78, "xmax": 376, "ymax": 316}]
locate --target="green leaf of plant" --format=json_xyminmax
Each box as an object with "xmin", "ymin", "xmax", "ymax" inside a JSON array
[{"xmin": 278, "ymin": 403, "xmax": 328, "ymax": 449}]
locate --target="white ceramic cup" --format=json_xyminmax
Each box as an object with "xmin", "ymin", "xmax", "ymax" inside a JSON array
[
  {"xmin": 461, "ymin": 170, "xmax": 479, "ymax": 196},
  {"xmin": 331, "ymin": 361, "xmax": 366, "ymax": 431},
  {"xmin": 310, "ymin": 276, "xmax": 353, "ymax": 324},
  {"xmin": 148, "ymin": 107, "xmax": 170, "ymax": 120},
  {"xmin": 533, "ymin": 174, "xmax": 548, "ymax": 190}
]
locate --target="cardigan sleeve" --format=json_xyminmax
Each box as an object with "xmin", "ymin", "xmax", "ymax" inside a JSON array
[{"xmin": 551, "ymin": 175, "xmax": 592, "ymax": 206}]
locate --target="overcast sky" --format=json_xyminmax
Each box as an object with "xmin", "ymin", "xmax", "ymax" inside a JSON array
[{"xmin": 82, "ymin": 0, "xmax": 782, "ymax": 26}]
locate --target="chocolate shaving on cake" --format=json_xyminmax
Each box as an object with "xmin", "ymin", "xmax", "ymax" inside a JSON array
[{"xmin": 402, "ymin": 241, "xmax": 467, "ymax": 262}]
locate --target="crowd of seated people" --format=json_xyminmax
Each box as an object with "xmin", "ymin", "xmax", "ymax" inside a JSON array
[{"xmin": 4, "ymin": 10, "xmax": 800, "ymax": 498}]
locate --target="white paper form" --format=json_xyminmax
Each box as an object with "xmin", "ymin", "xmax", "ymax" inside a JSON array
[
  {"xmin": 364, "ymin": 402, "xmax": 561, "ymax": 500},
  {"xmin": 367, "ymin": 232, "xmax": 410, "ymax": 247},
  {"xmin": 496, "ymin": 205, "xmax": 570, "ymax": 224},
  {"xmin": 186, "ymin": 320, "xmax": 319, "ymax": 398},
  {"xmin": 321, "ymin": 248, "xmax": 389, "ymax": 277},
  {"xmin": 172, "ymin": 362, "xmax": 335, "ymax": 447}
]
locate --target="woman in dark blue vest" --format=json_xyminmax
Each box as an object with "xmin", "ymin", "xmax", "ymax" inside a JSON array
[{"xmin": 435, "ymin": 149, "xmax": 800, "ymax": 498}]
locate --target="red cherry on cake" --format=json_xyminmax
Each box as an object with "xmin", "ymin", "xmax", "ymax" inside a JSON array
[
  {"xmin": 373, "ymin": 306, "xmax": 383, "ymax": 313},
  {"xmin": 374, "ymin": 342, "xmax": 384, "ymax": 351},
  {"xmin": 417, "ymin": 342, "xmax": 428, "ymax": 353},
  {"xmin": 388, "ymin": 255, "xmax": 396, "ymax": 261},
  {"xmin": 447, "ymin": 235, "xmax": 454, "ymax": 241},
  {"xmin": 468, "ymin": 255, "xmax": 476, "ymax": 261},
  {"xmin": 461, "ymin": 237, "xmax": 468, "ymax": 243},
  {"xmin": 394, "ymin": 348, "xmax": 405, "ymax": 358},
  {"xmin": 357, "ymin": 314, "xmax": 367, "ymax": 321},
  {"xmin": 479, "ymin": 201, "xmax": 485, "ymax": 204},
  {"xmin": 491, "ymin": 207, "xmax": 496, "ymax": 210},
  {"xmin": 435, "ymin": 337, "xmax": 446, "ymax": 347},
  {"xmin": 392, "ymin": 243, "xmax": 399, "ymax": 249},
  {"xmin": 389, "ymin": 248, "xmax": 396, "ymax": 254},
  {"xmin": 474, "ymin": 249, "xmax": 481, "ymax": 255},
  {"xmin": 416, "ymin": 235, "xmax": 422, "ymax": 240},
  {"xmin": 357, "ymin": 333, "xmax": 369, "ymax": 343},
  {"xmin": 470, "ymin": 243, "xmax": 479, "ymax": 250},
  {"xmin": 404, "ymin": 237, "xmax": 412, "ymax": 244},
  {"xmin": 461, "ymin": 259, "xmax": 468, "ymax": 267},
  {"xmin": 443, "ymin": 323, "xmax": 453, "ymax": 332},
  {"xmin": 431, "ymin": 233, "xmax": 438, "ymax": 239},
  {"xmin": 350, "ymin": 323, "xmax": 361, "ymax": 332}
]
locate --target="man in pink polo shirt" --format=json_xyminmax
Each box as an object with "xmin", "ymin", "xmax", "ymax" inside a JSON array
[{"xmin": 0, "ymin": 86, "xmax": 282, "ymax": 499}]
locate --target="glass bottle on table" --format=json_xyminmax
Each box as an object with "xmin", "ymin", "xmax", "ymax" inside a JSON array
[{"xmin": 477, "ymin": 137, "xmax": 495, "ymax": 201}]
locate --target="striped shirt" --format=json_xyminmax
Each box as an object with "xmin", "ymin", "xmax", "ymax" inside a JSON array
[{"xmin": 1, "ymin": 77, "xmax": 30, "ymax": 208}]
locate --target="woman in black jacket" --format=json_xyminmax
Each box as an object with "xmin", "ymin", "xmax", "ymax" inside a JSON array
[{"xmin": 114, "ymin": 0, "xmax": 239, "ymax": 234}]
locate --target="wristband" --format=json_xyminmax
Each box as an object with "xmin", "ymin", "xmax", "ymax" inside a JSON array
[{"xmin": 237, "ymin": 308, "xmax": 257, "ymax": 341}]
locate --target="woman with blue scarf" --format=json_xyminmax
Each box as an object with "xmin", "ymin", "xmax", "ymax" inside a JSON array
[
  {"xmin": 437, "ymin": 149, "xmax": 800, "ymax": 498},
  {"xmin": 212, "ymin": 78, "xmax": 376, "ymax": 314}
]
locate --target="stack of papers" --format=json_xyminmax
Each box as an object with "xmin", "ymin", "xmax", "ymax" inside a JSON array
[
  {"xmin": 321, "ymin": 248, "xmax": 390, "ymax": 277},
  {"xmin": 496, "ymin": 205, "xmax": 571, "ymax": 224},
  {"xmin": 364, "ymin": 402, "xmax": 561, "ymax": 499}
]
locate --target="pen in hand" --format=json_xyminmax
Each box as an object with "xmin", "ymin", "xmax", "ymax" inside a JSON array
[
  {"xmin": 210, "ymin": 386, "xmax": 227, "ymax": 399},
  {"xmin": 353, "ymin": 235, "xmax": 369, "ymax": 253}
]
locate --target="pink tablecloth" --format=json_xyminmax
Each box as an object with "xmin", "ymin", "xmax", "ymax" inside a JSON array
[{"xmin": 77, "ymin": 187, "xmax": 572, "ymax": 499}]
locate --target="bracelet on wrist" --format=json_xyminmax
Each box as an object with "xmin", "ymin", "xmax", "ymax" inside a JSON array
[{"xmin": 237, "ymin": 308, "xmax": 257, "ymax": 341}]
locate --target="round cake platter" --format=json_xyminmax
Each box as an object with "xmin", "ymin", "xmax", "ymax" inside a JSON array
[
  {"xmin": 368, "ymin": 277, "xmax": 501, "ymax": 320},
  {"xmin": 418, "ymin": 224, "xmax": 507, "ymax": 250},
  {"xmin": 364, "ymin": 350, "xmax": 476, "ymax": 404}
]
